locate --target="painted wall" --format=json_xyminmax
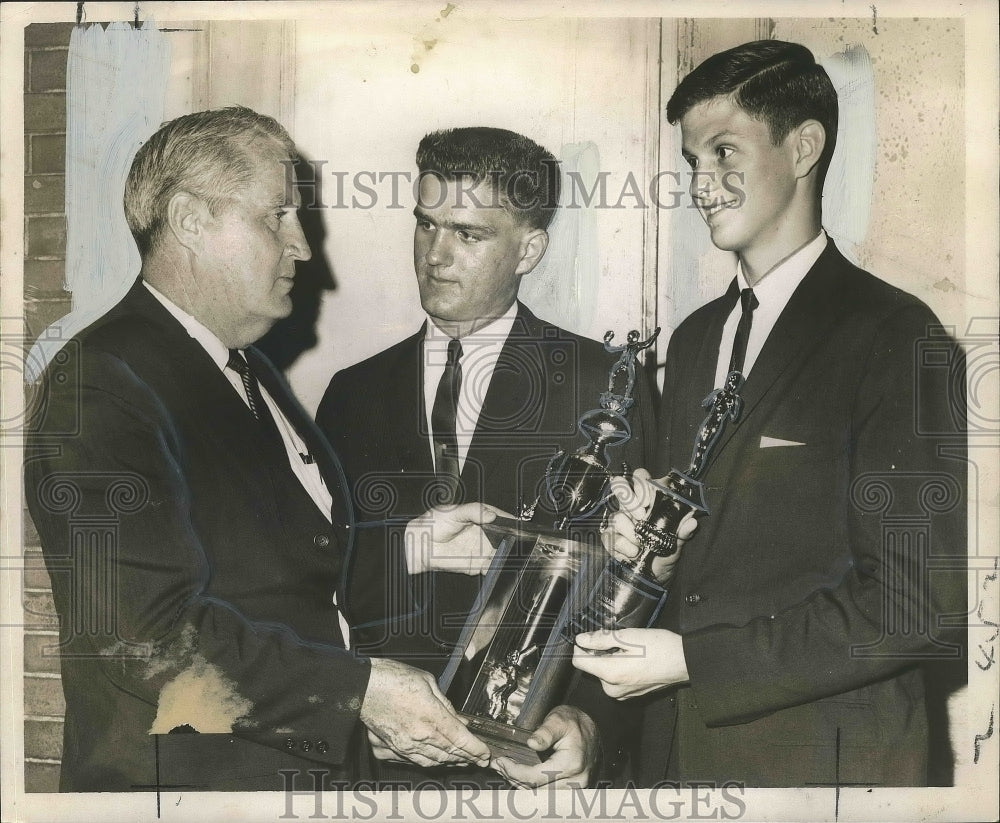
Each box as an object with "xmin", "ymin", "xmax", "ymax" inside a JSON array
[{"xmin": 288, "ymin": 12, "xmax": 659, "ymax": 414}]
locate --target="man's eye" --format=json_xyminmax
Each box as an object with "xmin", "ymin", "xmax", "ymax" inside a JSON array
[
  {"xmin": 457, "ymin": 231, "xmax": 479, "ymax": 243},
  {"xmin": 683, "ymin": 155, "xmax": 698, "ymax": 170},
  {"xmin": 716, "ymin": 146, "xmax": 734, "ymax": 161},
  {"xmin": 416, "ymin": 220, "xmax": 433, "ymax": 231}
]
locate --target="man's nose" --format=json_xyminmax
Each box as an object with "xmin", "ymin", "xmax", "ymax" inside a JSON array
[
  {"xmin": 424, "ymin": 230, "xmax": 452, "ymax": 267},
  {"xmin": 285, "ymin": 216, "xmax": 312, "ymax": 262},
  {"xmin": 690, "ymin": 170, "xmax": 714, "ymax": 200}
]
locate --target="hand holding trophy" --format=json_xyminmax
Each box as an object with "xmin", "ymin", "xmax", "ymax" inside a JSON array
[
  {"xmin": 437, "ymin": 328, "xmax": 655, "ymax": 764},
  {"xmin": 439, "ymin": 330, "xmax": 749, "ymax": 765}
]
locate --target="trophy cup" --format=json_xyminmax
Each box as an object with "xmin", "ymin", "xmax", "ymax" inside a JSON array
[
  {"xmin": 568, "ymin": 369, "xmax": 747, "ymax": 637},
  {"xmin": 438, "ymin": 329, "xmax": 659, "ymax": 764}
]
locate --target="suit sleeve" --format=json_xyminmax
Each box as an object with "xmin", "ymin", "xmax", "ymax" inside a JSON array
[
  {"xmin": 681, "ymin": 304, "xmax": 967, "ymax": 725},
  {"xmin": 26, "ymin": 351, "xmax": 370, "ymax": 764}
]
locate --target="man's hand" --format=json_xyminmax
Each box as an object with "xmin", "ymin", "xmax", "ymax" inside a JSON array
[
  {"xmin": 604, "ymin": 469, "xmax": 698, "ymax": 585},
  {"xmin": 491, "ymin": 705, "xmax": 599, "ymax": 789},
  {"xmin": 404, "ymin": 502, "xmax": 507, "ymax": 576},
  {"xmin": 572, "ymin": 628, "xmax": 689, "ymax": 700},
  {"xmin": 359, "ymin": 657, "xmax": 492, "ymax": 768}
]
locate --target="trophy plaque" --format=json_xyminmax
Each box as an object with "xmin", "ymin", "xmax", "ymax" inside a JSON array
[{"xmin": 438, "ymin": 329, "xmax": 661, "ymax": 764}]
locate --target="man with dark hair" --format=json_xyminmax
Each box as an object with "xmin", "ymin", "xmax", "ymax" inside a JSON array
[
  {"xmin": 25, "ymin": 106, "xmax": 497, "ymax": 792},
  {"xmin": 574, "ymin": 41, "xmax": 966, "ymax": 787},
  {"xmin": 414, "ymin": 127, "xmax": 561, "ymax": 230},
  {"xmin": 317, "ymin": 126, "xmax": 655, "ymax": 787}
]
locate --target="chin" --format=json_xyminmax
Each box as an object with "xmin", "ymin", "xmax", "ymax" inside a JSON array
[{"xmin": 708, "ymin": 228, "xmax": 748, "ymax": 254}]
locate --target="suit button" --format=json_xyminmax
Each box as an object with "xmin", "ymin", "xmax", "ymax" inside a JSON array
[
  {"xmin": 300, "ymin": 739, "xmax": 312, "ymax": 752},
  {"xmin": 685, "ymin": 593, "xmax": 702, "ymax": 605},
  {"xmin": 317, "ymin": 740, "xmax": 329, "ymax": 754},
  {"xmin": 285, "ymin": 737, "xmax": 296, "ymax": 750},
  {"xmin": 314, "ymin": 534, "xmax": 330, "ymax": 548}
]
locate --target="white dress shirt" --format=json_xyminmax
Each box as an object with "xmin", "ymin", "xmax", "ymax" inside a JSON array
[
  {"xmin": 712, "ymin": 231, "xmax": 828, "ymax": 390},
  {"xmin": 143, "ymin": 282, "xmax": 349, "ymax": 644},
  {"xmin": 422, "ymin": 303, "xmax": 519, "ymax": 473}
]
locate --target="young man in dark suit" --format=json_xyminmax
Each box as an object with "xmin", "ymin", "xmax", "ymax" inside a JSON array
[
  {"xmin": 316, "ymin": 127, "xmax": 655, "ymax": 787},
  {"xmin": 574, "ymin": 40, "xmax": 967, "ymax": 787},
  {"xmin": 24, "ymin": 107, "xmax": 498, "ymax": 792}
]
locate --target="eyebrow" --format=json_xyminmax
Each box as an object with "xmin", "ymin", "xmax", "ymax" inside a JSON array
[
  {"xmin": 684, "ymin": 129, "xmax": 741, "ymax": 154},
  {"xmin": 412, "ymin": 207, "xmax": 497, "ymax": 236},
  {"xmin": 270, "ymin": 193, "xmax": 300, "ymax": 209}
]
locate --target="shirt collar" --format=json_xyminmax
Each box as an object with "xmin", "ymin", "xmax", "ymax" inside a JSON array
[
  {"xmin": 143, "ymin": 280, "xmax": 232, "ymax": 370},
  {"xmin": 423, "ymin": 301, "xmax": 520, "ymax": 350},
  {"xmin": 735, "ymin": 230, "xmax": 828, "ymax": 303}
]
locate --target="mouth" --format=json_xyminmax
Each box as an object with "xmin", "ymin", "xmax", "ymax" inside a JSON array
[
  {"xmin": 697, "ymin": 197, "xmax": 738, "ymax": 219},
  {"xmin": 421, "ymin": 272, "xmax": 460, "ymax": 287}
]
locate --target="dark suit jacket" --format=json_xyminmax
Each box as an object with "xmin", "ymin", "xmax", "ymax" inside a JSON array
[
  {"xmin": 638, "ymin": 242, "xmax": 967, "ymax": 787},
  {"xmin": 25, "ymin": 280, "xmax": 371, "ymax": 792},
  {"xmin": 316, "ymin": 302, "xmax": 655, "ymax": 783}
]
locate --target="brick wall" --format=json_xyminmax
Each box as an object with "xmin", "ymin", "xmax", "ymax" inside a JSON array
[{"xmin": 23, "ymin": 21, "xmax": 74, "ymax": 794}]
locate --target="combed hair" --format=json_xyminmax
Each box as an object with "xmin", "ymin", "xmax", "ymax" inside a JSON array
[
  {"xmin": 416, "ymin": 127, "xmax": 560, "ymax": 230},
  {"xmin": 124, "ymin": 106, "xmax": 296, "ymax": 257},
  {"xmin": 666, "ymin": 40, "xmax": 839, "ymax": 186}
]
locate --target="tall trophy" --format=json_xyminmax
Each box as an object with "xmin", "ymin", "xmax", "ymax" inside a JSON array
[
  {"xmin": 439, "ymin": 329, "xmax": 661, "ymax": 763},
  {"xmin": 568, "ymin": 369, "xmax": 746, "ymax": 635},
  {"xmin": 440, "ymin": 331, "xmax": 749, "ymax": 763}
]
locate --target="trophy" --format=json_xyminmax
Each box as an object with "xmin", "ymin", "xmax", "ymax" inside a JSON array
[
  {"xmin": 568, "ymin": 368, "xmax": 747, "ymax": 636},
  {"xmin": 439, "ymin": 328, "xmax": 660, "ymax": 764}
]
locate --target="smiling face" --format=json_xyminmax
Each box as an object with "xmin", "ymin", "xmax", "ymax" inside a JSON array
[
  {"xmin": 680, "ymin": 95, "xmax": 810, "ymax": 282},
  {"xmin": 413, "ymin": 174, "xmax": 546, "ymax": 338},
  {"xmin": 192, "ymin": 144, "xmax": 311, "ymax": 347}
]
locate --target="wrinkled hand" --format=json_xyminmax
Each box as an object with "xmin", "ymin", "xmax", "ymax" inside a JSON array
[
  {"xmin": 404, "ymin": 502, "xmax": 509, "ymax": 575},
  {"xmin": 492, "ymin": 705, "xmax": 599, "ymax": 789},
  {"xmin": 604, "ymin": 468, "xmax": 698, "ymax": 585},
  {"xmin": 572, "ymin": 627, "xmax": 689, "ymax": 700},
  {"xmin": 360, "ymin": 657, "xmax": 492, "ymax": 768}
]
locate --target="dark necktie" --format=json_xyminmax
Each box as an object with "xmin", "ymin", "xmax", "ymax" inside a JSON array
[
  {"xmin": 728, "ymin": 287, "xmax": 759, "ymax": 376},
  {"xmin": 227, "ymin": 349, "xmax": 285, "ymax": 450},
  {"xmin": 431, "ymin": 338, "xmax": 463, "ymax": 503}
]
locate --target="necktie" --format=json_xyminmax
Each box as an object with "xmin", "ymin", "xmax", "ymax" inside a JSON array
[
  {"xmin": 227, "ymin": 349, "xmax": 285, "ymax": 449},
  {"xmin": 727, "ymin": 287, "xmax": 759, "ymax": 376},
  {"xmin": 431, "ymin": 338, "xmax": 463, "ymax": 503}
]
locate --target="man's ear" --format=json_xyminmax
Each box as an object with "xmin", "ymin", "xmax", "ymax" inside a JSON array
[
  {"xmin": 515, "ymin": 228, "xmax": 550, "ymax": 276},
  {"xmin": 792, "ymin": 120, "xmax": 826, "ymax": 180},
  {"xmin": 166, "ymin": 191, "xmax": 210, "ymax": 252}
]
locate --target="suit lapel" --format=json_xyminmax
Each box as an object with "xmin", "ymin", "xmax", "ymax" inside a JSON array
[
  {"xmin": 469, "ymin": 305, "xmax": 539, "ymax": 434},
  {"xmin": 389, "ymin": 328, "xmax": 434, "ymax": 475},
  {"xmin": 246, "ymin": 347, "xmax": 354, "ymax": 526},
  {"xmin": 702, "ymin": 243, "xmax": 847, "ymax": 468},
  {"xmin": 675, "ymin": 284, "xmax": 739, "ymax": 472},
  {"xmin": 461, "ymin": 306, "xmax": 542, "ymax": 482},
  {"xmin": 120, "ymin": 281, "xmax": 286, "ymax": 511}
]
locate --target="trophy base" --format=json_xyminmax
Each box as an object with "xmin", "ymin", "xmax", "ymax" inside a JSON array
[{"xmin": 462, "ymin": 714, "xmax": 542, "ymax": 766}]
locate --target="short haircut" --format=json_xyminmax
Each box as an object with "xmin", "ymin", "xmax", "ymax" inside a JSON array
[
  {"xmin": 416, "ymin": 127, "xmax": 560, "ymax": 231},
  {"xmin": 666, "ymin": 40, "xmax": 839, "ymax": 186},
  {"xmin": 124, "ymin": 106, "xmax": 296, "ymax": 257}
]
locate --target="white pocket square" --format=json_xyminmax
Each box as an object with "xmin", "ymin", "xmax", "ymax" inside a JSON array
[{"xmin": 760, "ymin": 436, "xmax": 806, "ymax": 448}]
